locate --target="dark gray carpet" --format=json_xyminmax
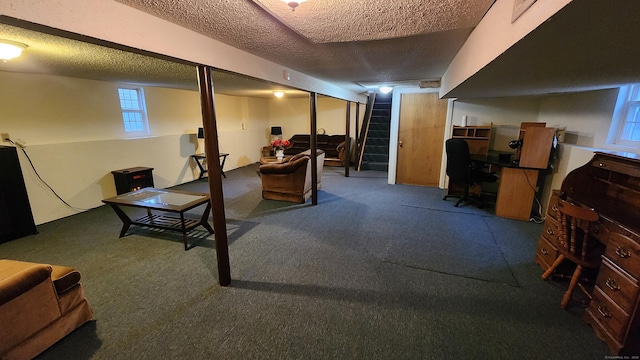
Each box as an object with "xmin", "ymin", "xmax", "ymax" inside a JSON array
[
  {"xmin": 382, "ymin": 205, "xmax": 518, "ymax": 286},
  {"xmin": 0, "ymin": 164, "xmax": 610, "ymax": 359}
]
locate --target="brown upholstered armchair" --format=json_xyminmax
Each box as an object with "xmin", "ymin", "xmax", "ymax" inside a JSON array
[
  {"xmin": 259, "ymin": 150, "xmax": 325, "ymax": 203},
  {"xmin": 0, "ymin": 259, "xmax": 94, "ymax": 360}
]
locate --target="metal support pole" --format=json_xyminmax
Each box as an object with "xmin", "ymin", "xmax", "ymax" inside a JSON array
[
  {"xmin": 355, "ymin": 102, "xmax": 360, "ymax": 151},
  {"xmin": 345, "ymin": 101, "xmax": 351, "ymax": 177},
  {"xmin": 197, "ymin": 65, "xmax": 231, "ymax": 286},
  {"xmin": 310, "ymin": 92, "xmax": 318, "ymax": 205}
]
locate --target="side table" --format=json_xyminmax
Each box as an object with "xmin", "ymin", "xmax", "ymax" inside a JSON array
[{"xmin": 191, "ymin": 153, "xmax": 229, "ymax": 179}]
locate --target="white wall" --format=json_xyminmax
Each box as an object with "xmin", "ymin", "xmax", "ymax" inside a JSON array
[
  {"xmin": 441, "ymin": 0, "xmax": 571, "ymax": 96},
  {"xmin": 213, "ymin": 94, "xmax": 270, "ymax": 166},
  {"xmin": 268, "ymin": 96, "xmax": 361, "ymax": 139},
  {"xmin": 0, "ymin": 71, "xmax": 273, "ymax": 224},
  {"xmin": 538, "ymin": 89, "xmax": 619, "ymax": 148}
]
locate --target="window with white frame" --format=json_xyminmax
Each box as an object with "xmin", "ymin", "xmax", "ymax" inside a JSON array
[
  {"xmin": 117, "ymin": 87, "xmax": 149, "ymax": 134},
  {"xmin": 611, "ymin": 84, "xmax": 640, "ymax": 148}
]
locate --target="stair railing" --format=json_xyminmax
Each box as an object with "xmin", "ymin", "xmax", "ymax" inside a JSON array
[{"xmin": 355, "ymin": 92, "xmax": 376, "ymax": 171}]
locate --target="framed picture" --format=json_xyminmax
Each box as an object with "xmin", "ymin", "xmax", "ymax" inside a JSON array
[{"xmin": 512, "ymin": 0, "xmax": 537, "ymax": 22}]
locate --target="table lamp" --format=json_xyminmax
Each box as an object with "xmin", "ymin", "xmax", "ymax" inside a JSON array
[
  {"xmin": 197, "ymin": 127, "xmax": 205, "ymax": 153},
  {"xmin": 270, "ymin": 126, "xmax": 282, "ymax": 142}
]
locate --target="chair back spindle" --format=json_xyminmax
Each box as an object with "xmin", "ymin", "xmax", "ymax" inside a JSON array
[{"xmin": 555, "ymin": 197, "xmax": 599, "ymax": 261}]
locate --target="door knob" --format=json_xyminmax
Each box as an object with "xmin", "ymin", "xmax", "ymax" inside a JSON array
[{"xmin": 398, "ymin": 140, "xmax": 404, "ymax": 148}]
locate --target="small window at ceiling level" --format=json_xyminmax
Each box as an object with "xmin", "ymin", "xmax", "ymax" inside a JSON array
[
  {"xmin": 611, "ymin": 84, "xmax": 640, "ymax": 148},
  {"xmin": 118, "ymin": 87, "xmax": 149, "ymax": 134}
]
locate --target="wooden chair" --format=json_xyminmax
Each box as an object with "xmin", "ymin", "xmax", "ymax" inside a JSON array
[{"xmin": 542, "ymin": 196, "xmax": 603, "ymax": 309}]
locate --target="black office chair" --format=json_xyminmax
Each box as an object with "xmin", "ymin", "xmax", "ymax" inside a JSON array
[{"xmin": 443, "ymin": 138, "xmax": 496, "ymax": 207}]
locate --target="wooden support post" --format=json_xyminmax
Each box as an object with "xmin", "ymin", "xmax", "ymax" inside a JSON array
[
  {"xmin": 310, "ymin": 92, "xmax": 318, "ymax": 206},
  {"xmin": 345, "ymin": 101, "xmax": 351, "ymax": 177},
  {"xmin": 355, "ymin": 102, "xmax": 360, "ymax": 151},
  {"xmin": 197, "ymin": 65, "xmax": 231, "ymax": 286}
]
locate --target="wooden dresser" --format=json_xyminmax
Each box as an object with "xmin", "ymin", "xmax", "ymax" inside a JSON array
[{"xmin": 535, "ymin": 151, "xmax": 640, "ymax": 355}]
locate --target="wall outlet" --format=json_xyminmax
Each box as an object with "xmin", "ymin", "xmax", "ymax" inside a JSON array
[{"xmin": 1, "ymin": 133, "xmax": 9, "ymax": 142}]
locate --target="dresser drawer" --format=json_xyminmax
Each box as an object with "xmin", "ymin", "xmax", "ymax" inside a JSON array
[
  {"xmin": 536, "ymin": 236, "xmax": 558, "ymax": 270},
  {"xmin": 547, "ymin": 190, "xmax": 561, "ymax": 221},
  {"xmin": 541, "ymin": 217, "xmax": 559, "ymax": 246},
  {"xmin": 605, "ymin": 232, "xmax": 640, "ymax": 278},
  {"xmin": 589, "ymin": 287, "xmax": 631, "ymax": 342},
  {"xmin": 596, "ymin": 258, "xmax": 639, "ymax": 314}
]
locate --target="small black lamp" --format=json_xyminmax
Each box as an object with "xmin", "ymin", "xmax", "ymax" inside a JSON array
[
  {"xmin": 508, "ymin": 139, "xmax": 522, "ymax": 149},
  {"xmin": 270, "ymin": 126, "xmax": 282, "ymax": 136},
  {"xmin": 198, "ymin": 127, "xmax": 205, "ymax": 139},
  {"xmin": 270, "ymin": 126, "xmax": 283, "ymax": 142}
]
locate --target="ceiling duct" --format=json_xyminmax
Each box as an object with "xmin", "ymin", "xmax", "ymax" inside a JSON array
[{"xmin": 419, "ymin": 80, "xmax": 441, "ymax": 88}]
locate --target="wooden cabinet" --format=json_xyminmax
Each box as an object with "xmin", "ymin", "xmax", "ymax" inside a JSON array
[
  {"xmin": 111, "ymin": 167, "xmax": 154, "ymax": 195},
  {"xmin": 451, "ymin": 124, "xmax": 492, "ymax": 156},
  {"xmin": 494, "ymin": 167, "xmax": 539, "ymax": 221},
  {"xmin": 535, "ymin": 190, "xmax": 560, "ymax": 271},
  {"xmin": 584, "ymin": 228, "xmax": 640, "ymax": 355},
  {"xmin": 514, "ymin": 122, "xmax": 555, "ymax": 169}
]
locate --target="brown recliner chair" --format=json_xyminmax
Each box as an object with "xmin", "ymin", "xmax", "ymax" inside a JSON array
[
  {"xmin": 0, "ymin": 259, "xmax": 94, "ymax": 360},
  {"xmin": 259, "ymin": 149, "xmax": 325, "ymax": 203}
]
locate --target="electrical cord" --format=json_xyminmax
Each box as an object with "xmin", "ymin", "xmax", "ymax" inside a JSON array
[
  {"xmin": 7, "ymin": 138, "xmax": 91, "ymax": 212},
  {"xmin": 521, "ymin": 168, "xmax": 545, "ymax": 224}
]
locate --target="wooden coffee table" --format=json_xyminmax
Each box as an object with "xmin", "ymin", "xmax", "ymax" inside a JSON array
[
  {"xmin": 102, "ymin": 188, "xmax": 214, "ymax": 250},
  {"xmin": 260, "ymin": 155, "xmax": 290, "ymax": 164}
]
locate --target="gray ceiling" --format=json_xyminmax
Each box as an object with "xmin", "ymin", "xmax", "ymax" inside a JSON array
[
  {"xmin": 1, "ymin": 1, "xmax": 639, "ymax": 99},
  {"xmin": 445, "ymin": 0, "xmax": 640, "ymax": 98}
]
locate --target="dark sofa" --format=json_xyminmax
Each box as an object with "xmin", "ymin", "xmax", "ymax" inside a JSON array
[{"xmin": 283, "ymin": 134, "xmax": 350, "ymax": 166}]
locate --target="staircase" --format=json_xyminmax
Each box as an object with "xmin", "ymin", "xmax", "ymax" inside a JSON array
[{"xmin": 360, "ymin": 93, "xmax": 392, "ymax": 171}]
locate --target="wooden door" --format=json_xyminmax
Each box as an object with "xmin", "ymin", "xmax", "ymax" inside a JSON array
[{"xmin": 396, "ymin": 93, "xmax": 448, "ymax": 186}]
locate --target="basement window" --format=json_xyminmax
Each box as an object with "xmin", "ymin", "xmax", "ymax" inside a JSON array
[
  {"xmin": 610, "ymin": 84, "xmax": 640, "ymax": 148},
  {"xmin": 118, "ymin": 87, "xmax": 149, "ymax": 134}
]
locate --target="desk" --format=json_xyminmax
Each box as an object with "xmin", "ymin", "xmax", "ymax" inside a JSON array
[
  {"xmin": 540, "ymin": 152, "xmax": 640, "ymax": 355},
  {"xmin": 472, "ymin": 152, "xmax": 541, "ymax": 221},
  {"xmin": 102, "ymin": 188, "xmax": 214, "ymax": 251},
  {"xmin": 191, "ymin": 153, "xmax": 229, "ymax": 179}
]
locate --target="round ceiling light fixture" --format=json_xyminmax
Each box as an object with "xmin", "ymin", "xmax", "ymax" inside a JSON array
[
  {"xmin": 281, "ymin": 0, "xmax": 307, "ymax": 11},
  {"xmin": 0, "ymin": 40, "xmax": 28, "ymax": 61}
]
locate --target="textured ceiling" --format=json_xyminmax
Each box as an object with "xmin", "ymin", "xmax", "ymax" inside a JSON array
[
  {"xmin": 1, "ymin": 1, "xmax": 639, "ymax": 99},
  {"xmin": 251, "ymin": 0, "xmax": 490, "ymax": 43},
  {"xmin": 112, "ymin": 0, "xmax": 493, "ymax": 91},
  {"xmin": 0, "ymin": 21, "xmax": 307, "ymax": 98},
  {"xmin": 0, "ymin": 22, "xmax": 198, "ymax": 90},
  {"xmin": 0, "ymin": 0, "xmax": 494, "ymax": 97}
]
